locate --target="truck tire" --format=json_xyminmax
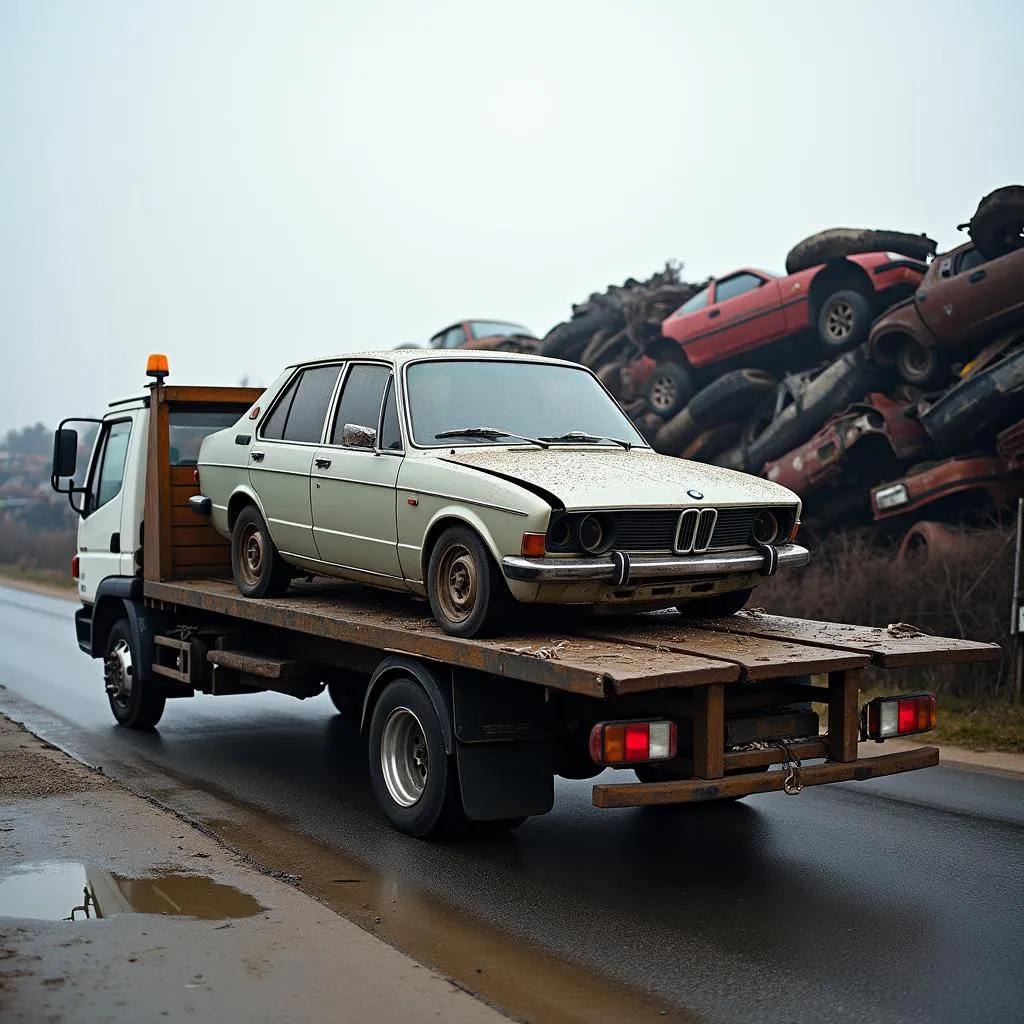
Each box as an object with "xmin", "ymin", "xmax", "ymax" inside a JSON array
[
  {"xmin": 645, "ymin": 361, "xmax": 694, "ymax": 419},
  {"xmin": 427, "ymin": 526, "xmax": 507, "ymax": 638},
  {"xmin": 894, "ymin": 337, "xmax": 948, "ymax": 389},
  {"xmin": 785, "ymin": 228, "xmax": 937, "ymax": 275},
  {"xmin": 817, "ymin": 289, "xmax": 873, "ymax": 354},
  {"xmin": 687, "ymin": 369, "xmax": 777, "ymax": 428},
  {"xmin": 675, "ymin": 587, "xmax": 753, "ymax": 618},
  {"xmin": 231, "ymin": 505, "xmax": 292, "ymax": 598},
  {"xmin": 368, "ymin": 677, "xmax": 463, "ymax": 837},
  {"xmin": 966, "ymin": 185, "xmax": 1024, "ymax": 260},
  {"xmin": 105, "ymin": 619, "xmax": 166, "ymax": 730},
  {"xmin": 540, "ymin": 307, "xmax": 623, "ymax": 361}
]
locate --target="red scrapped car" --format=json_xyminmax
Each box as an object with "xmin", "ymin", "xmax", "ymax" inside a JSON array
[
  {"xmin": 428, "ymin": 320, "xmax": 540, "ymax": 353},
  {"xmin": 635, "ymin": 253, "xmax": 926, "ymax": 418}
]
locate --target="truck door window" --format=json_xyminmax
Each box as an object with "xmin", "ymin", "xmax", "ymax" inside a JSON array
[
  {"xmin": 331, "ymin": 364, "xmax": 390, "ymax": 445},
  {"xmin": 713, "ymin": 272, "xmax": 764, "ymax": 303},
  {"xmin": 274, "ymin": 365, "xmax": 342, "ymax": 444},
  {"xmin": 89, "ymin": 420, "xmax": 132, "ymax": 513},
  {"xmin": 674, "ymin": 285, "xmax": 709, "ymax": 315}
]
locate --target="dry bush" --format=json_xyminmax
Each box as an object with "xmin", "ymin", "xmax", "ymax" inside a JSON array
[
  {"xmin": 757, "ymin": 526, "xmax": 1016, "ymax": 700},
  {"xmin": 0, "ymin": 519, "xmax": 76, "ymax": 572}
]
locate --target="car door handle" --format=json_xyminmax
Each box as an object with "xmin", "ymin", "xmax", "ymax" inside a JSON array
[
  {"xmin": 315, "ymin": 458, "xmax": 332, "ymax": 469},
  {"xmin": 968, "ymin": 270, "xmax": 986, "ymax": 283},
  {"xmin": 250, "ymin": 451, "xmax": 265, "ymax": 463},
  {"xmin": 707, "ymin": 309, "xmax": 720, "ymax": 318}
]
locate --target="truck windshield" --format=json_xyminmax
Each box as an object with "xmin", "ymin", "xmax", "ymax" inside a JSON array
[
  {"xmin": 404, "ymin": 360, "xmax": 646, "ymax": 448},
  {"xmin": 169, "ymin": 407, "xmax": 249, "ymax": 466}
]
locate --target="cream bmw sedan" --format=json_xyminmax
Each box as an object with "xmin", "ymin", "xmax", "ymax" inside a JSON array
[{"xmin": 195, "ymin": 350, "xmax": 809, "ymax": 637}]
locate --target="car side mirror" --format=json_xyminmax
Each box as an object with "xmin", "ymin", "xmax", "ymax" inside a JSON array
[
  {"xmin": 52, "ymin": 427, "xmax": 78, "ymax": 480},
  {"xmin": 343, "ymin": 423, "xmax": 377, "ymax": 449}
]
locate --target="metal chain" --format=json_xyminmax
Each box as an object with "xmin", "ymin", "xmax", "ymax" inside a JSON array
[{"xmin": 777, "ymin": 740, "xmax": 803, "ymax": 795}]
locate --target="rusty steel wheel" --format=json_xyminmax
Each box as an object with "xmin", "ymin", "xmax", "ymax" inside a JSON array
[
  {"xmin": 427, "ymin": 525, "xmax": 506, "ymax": 638},
  {"xmin": 231, "ymin": 504, "xmax": 292, "ymax": 598}
]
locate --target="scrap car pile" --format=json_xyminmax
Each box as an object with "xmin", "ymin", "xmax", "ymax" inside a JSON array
[{"xmin": 538, "ymin": 185, "xmax": 1024, "ymax": 540}]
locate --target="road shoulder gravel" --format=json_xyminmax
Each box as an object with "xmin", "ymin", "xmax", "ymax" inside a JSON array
[{"xmin": 0, "ymin": 713, "xmax": 508, "ymax": 1024}]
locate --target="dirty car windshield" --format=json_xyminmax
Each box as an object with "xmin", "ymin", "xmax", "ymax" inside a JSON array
[{"xmin": 405, "ymin": 360, "xmax": 646, "ymax": 447}]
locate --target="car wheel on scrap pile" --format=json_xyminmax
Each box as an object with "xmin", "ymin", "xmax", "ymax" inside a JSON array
[
  {"xmin": 817, "ymin": 289, "xmax": 873, "ymax": 354},
  {"xmin": 894, "ymin": 336, "xmax": 948, "ymax": 389},
  {"xmin": 104, "ymin": 619, "xmax": 166, "ymax": 730},
  {"xmin": 427, "ymin": 525, "xmax": 507, "ymax": 638},
  {"xmin": 368, "ymin": 677, "xmax": 464, "ymax": 837},
  {"xmin": 966, "ymin": 185, "xmax": 1024, "ymax": 260},
  {"xmin": 231, "ymin": 505, "xmax": 292, "ymax": 598},
  {"xmin": 644, "ymin": 361, "xmax": 694, "ymax": 420}
]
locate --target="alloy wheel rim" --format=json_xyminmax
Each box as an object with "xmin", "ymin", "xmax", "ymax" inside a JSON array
[
  {"xmin": 436, "ymin": 544, "xmax": 478, "ymax": 623},
  {"xmin": 380, "ymin": 707, "xmax": 429, "ymax": 807},
  {"xmin": 650, "ymin": 374, "xmax": 676, "ymax": 412},
  {"xmin": 826, "ymin": 301, "xmax": 854, "ymax": 340}
]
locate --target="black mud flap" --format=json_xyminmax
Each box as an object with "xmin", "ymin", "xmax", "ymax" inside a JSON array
[{"xmin": 452, "ymin": 669, "xmax": 555, "ymax": 821}]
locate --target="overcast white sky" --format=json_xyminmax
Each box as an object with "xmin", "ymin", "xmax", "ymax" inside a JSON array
[{"xmin": 2, "ymin": 0, "xmax": 1021, "ymax": 434}]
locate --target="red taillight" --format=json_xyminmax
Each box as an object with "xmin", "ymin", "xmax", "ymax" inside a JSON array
[
  {"xmin": 589, "ymin": 720, "xmax": 677, "ymax": 766},
  {"xmin": 861, "ymin": 694, "xmax": 935, "ymax": 742},
  {"xmin": 71, "ymin": 555, "xmax": 79, "ymax": 581}
]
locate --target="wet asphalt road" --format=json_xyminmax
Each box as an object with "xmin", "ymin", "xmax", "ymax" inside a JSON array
[{"xmin": 1, "ymin": 585, "xmax": 1022, "ymax": 1024}]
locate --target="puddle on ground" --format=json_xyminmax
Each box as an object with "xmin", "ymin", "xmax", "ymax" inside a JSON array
[{"xmin": 0, "ymin": 862, "xmax": 264, "ymax": 922}]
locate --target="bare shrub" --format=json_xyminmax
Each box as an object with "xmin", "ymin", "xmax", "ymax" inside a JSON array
[
  {"xmin": 758, "ymin": 526, "xmax": 1015, "ymax": 700},
  {"xmin": 0, "ymin": 520, "xmax": 76, "ymax": 572}
]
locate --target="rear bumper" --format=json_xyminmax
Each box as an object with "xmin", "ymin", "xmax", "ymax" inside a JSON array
[
  {"xmin": 502, "ymin": 543, "xmax": 810, "ymax": 584},
  {"xmin": 592, "ymin": 745, "xmax": 938, "ymax": 807}
]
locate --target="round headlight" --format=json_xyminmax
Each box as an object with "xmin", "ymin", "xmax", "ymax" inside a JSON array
[
  {"xmin": 547, "ymin": 516, "xmax": 572, "ymax": 550},
  {"xmin": 578, "ymin": 513, "xmax": 617, "ymax": 555},
  {"xmin": 751, "ymin": 510, "xmax": 780, "ymax": 545}
]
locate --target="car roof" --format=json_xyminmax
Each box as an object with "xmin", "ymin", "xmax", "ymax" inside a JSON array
[{"xmin": 288, "ymin": 349, "xmax": 574, "ymax": 370}]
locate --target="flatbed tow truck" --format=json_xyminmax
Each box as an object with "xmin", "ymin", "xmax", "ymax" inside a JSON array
[{"xmin": 51, "ymin": 363, "xmax": 1001, "ymax": 836}]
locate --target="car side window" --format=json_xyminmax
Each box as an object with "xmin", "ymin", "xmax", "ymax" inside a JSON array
[
  {"xmin": 953, "ymin": 247, "xmax": 986, "ymax": 275},
  {"xmin": 331, "ymin": 364, "xmax": 391, "ymax": 446},
  {"xmin": 675, "ymin": 286, "xmax": 709, "ymax": 315},
  {"xmin": 379, "ymin": 377, "xmax": 403, "ymax": 451},
  {"xmin": 89, "ymin": 420, "xmax": 132, "ymax": 514},
  {"xmin": 276, "ymin": 365, "xmax": 342, "ymax": 444},
  {"xmin": 443, "ymin": 326, "xmax": 465, "ymax": 349},
  {"xmin": 713, "ymin": 272, "xmax": 764, "ymax": 303},
  {"xmin": 261, "ymin": 372, "xmax": 301, "ymax": 440}
]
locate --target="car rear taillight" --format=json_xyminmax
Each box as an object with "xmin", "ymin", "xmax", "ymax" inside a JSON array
[
  {"xmin": 71, "ymin": 555, "xmax": 79, "ymax": 581},
  {"xmin": 860, "ymin": 694, "xmax": 936, "ymax": 742},
  {"xmin": 589, "ymin": 720, "xmax": 677, "ymax": 766}
]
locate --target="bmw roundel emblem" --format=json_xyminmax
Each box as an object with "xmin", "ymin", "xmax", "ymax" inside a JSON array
[{"xmin": 687, "ymin": 489, "xmax": 703, "ymax": 500}]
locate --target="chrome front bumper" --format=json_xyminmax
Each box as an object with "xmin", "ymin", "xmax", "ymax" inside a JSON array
[{"xmin": 502, "ymin": 543, "xmax": 810, "ymax": 584}]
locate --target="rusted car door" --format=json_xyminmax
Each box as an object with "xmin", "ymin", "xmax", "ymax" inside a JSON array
[
  {"xmin": 685, "ymin": 271, "xmax": 786, "ymax": 366},
  {"xmin": 916, "ymin": 243, "xmax": 1023, "ymax": 342}
]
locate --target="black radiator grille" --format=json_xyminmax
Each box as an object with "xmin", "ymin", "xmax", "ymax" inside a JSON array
[{"xmin": 609, "ymin": 507, "xmax": 764, "ymax": 553}]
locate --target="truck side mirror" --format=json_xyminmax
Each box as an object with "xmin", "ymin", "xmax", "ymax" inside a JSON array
[{"xmin": 52, "ymin": 427, "xmax": 78, "ymax": 480}]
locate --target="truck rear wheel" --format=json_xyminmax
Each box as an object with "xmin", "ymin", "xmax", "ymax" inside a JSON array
[
  {"xmin": 231, "ymin": 505, "xmax": 292, "ymax": 598},
  {"xmin": 368, "ymin": 678, "xmax": 463, "ymax": 837},
  {"xmin": 105, "ymin": 619, "xmax": 166, "ymax": 730}
]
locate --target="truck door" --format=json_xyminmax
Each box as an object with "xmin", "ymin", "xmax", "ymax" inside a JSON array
[
  {"xmin": 77, "ymin": 415, "xmax": 140, "ymax": 601},
  {"xmin": 685, "ymin": 272, "xmax": 785, "ymax": 366},
  {"xmin": 249, "ymin": 363, "xmax": 342, "ymax": 560},
  {"xmin": 311, "ymin": 363, "xmax": 403, "ymax": 580}
]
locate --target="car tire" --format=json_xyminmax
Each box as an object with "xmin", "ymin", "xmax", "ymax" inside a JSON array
[
  {"xmin": 894, "ymin": 337, "xmax": 949, "ymax": 389},
  {"xmin": 645, "ymin": 361, "xmax": 694, "ymax": 419},
  {"xmin": 540, "ymin": 307, "xmax": 623, "ymax": 361},
  {"xmin": 967, "ymin": 185, "xmax": 1024, "ymax": 260},
  {"xmin": 675, "ymin": 587, "xmax": 753, "ymax": 618},
  {"xmin": 105, "ymin": 619, "xmax": 166, "ymax": 730},
  {"xmin": 368, "ymin": 678, "xmax": 464, "ymax": 837},
  {"xmin": 231, "ymin": 505, "xmax": 292, "ymax": 598},
  {"xmin": 687, "ymin": 369, "xmax": 777, "ymax": 429},
  {"xmin": 817, "ymin": 289, "xmax": 873, "ymax": 354},
  {"xmin": 785, "ymin": 228, "xmax": 937, "ymax": 275},
  {"xmin": 427, "ymin": 526, "xmax": 507, "ymax": 638}
]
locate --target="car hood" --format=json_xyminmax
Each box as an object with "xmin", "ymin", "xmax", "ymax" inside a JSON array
[{"xmin": 439, "ymin": 447, "xmax": 800, "ymax": 510}]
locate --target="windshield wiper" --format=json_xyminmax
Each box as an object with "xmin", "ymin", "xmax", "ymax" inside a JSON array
[
  {"xmin": 435, "ymin": 426, "xmax": 550, "ymax": 449},
  {"xmin": 538, "ymin": 431, "xmax": 633, "ymax": 451}
]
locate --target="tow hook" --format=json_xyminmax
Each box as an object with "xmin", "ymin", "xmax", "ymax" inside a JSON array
[{"xmin": 754, "ymin": 540, "xmax": 779, "ymax": 577}]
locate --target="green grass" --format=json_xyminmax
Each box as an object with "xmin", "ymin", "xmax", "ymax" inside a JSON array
[{"xmin": 0, "ymin": 563, "xmax": 76, "ymax": 591}]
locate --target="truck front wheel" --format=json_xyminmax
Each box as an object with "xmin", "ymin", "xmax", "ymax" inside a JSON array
[
  {"xmin": 368, "ymin": 678, "xmax": 463, "ymax": 837},
  {"xmin": 817, "ymin": 289, "xmax": 872, "ymax": 354},
  {"xmin": 104, "ymin": 619, "xmax": 166, "ymax": 730}
]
